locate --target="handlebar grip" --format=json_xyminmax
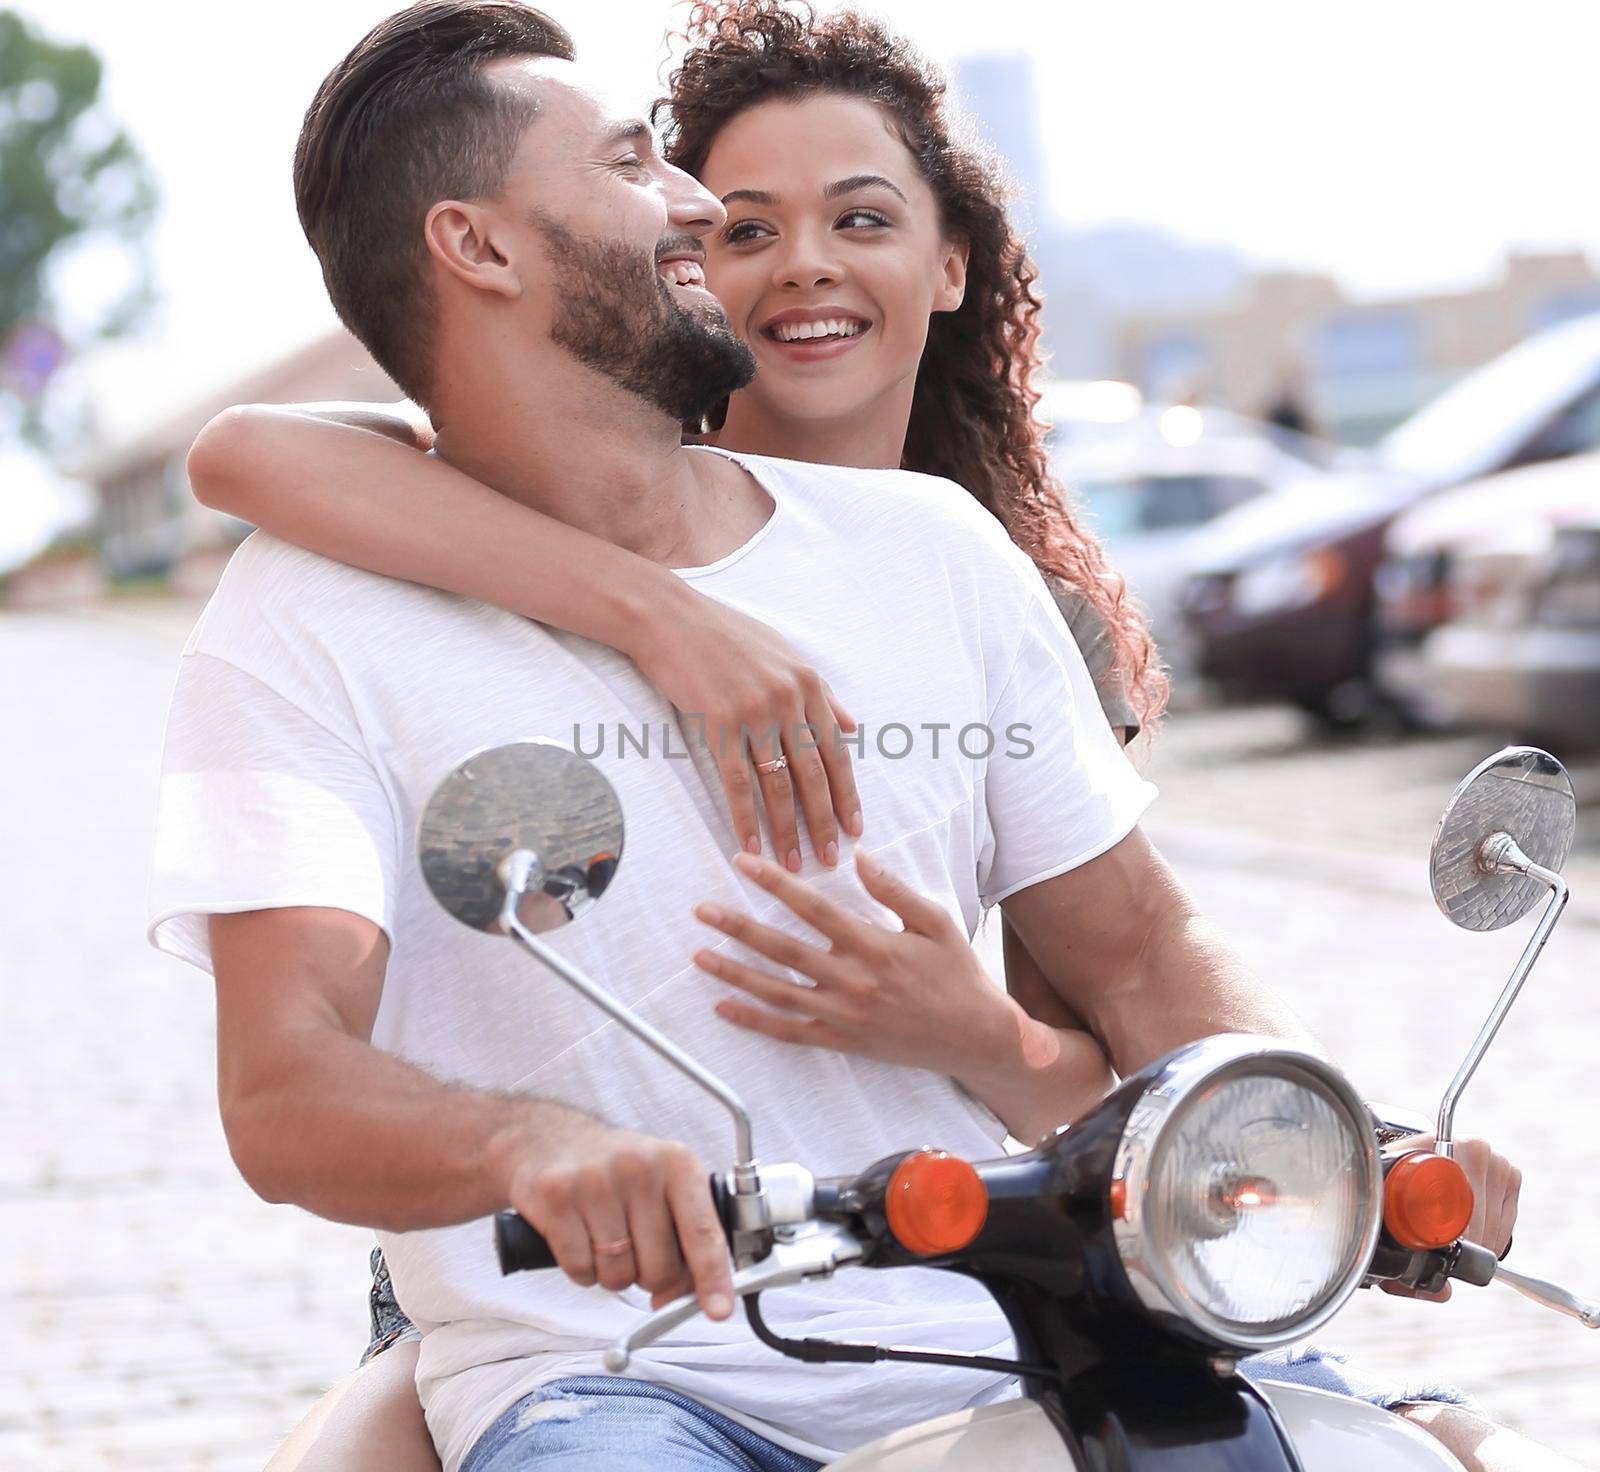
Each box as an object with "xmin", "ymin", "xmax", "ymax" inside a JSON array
[
  {"xmin": 494, "ymin": 1211, "xmax": 559, "ymax": 1274},
  {"xmin": 494, "ymin": 1173, "xmax": 732, "ymax": 1277},
  {"xmin": 1451, "ymin": 1240, "xmax": 1499, "ymax": 1288}
]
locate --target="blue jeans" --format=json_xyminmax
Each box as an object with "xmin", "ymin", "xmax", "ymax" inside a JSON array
[
  {"xmin": 456, "ymin": 1362, "xmax": 1479, "ymax": 1472},
  {"xmin": 360, "ymin": 1247, "xmax": 421, "ymax": 1365},
  {"xmin": 460, "ymin": 1377, "xmax": 823, "ymax": 1472}
]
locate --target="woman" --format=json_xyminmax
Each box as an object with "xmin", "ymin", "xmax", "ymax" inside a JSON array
[{"xmin": 217, "ymin": 5, "xmax": 1527, "ymax": 1470}]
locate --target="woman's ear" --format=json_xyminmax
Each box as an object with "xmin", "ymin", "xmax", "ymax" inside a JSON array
[
  {"xmin": 934, "ymin": 235, "xmax": 969, "ymax": 313},
  {"xmin": 423, "ymin": 200, "xmax": 523, "ymax": 300}
]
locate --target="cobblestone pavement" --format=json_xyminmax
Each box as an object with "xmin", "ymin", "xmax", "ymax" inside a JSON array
[{"xmin": 4, "ymin": 600, "xmax": 1598, "ymax": 1470}]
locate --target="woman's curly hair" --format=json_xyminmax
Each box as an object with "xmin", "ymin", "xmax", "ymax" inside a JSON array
[{"xmin": 657, "ymin": 1, "xmax": 1167, "ymax": 733}]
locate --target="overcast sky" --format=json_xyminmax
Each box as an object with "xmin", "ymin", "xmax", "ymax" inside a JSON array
[{"xmin": 29, "ymin": 0, "xmax": 1600, "ymax": 443}]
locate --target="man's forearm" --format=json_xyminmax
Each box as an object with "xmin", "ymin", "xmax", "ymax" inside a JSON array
[
  {"xmin": 1000, "ymin": 832, "xmax": 1323, "ymax": 1081},
  {"xmin": 1106, "ymin": 904, "xmax": 1323, "ymax": 1074},
  {"xmin": 225, "ymin": 1026, "xmax": 586, "ymax": 1233}
]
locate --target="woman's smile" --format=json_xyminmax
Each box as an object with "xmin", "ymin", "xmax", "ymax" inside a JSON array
[{"xmin": 759, "ymin": 305, "xmax": 874, "ymax": 362}]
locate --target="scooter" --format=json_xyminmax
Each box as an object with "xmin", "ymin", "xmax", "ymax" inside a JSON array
[{"xmin": 415, "ymin": 739, "xmax": 1598, "ymax": 1471}]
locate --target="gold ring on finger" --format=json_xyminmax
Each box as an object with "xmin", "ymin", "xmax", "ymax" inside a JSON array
[
  {"xmin": 754, "ymin": 756, "xmax": 788, "ymax": 774},
  {"xmin": 592, "ymin": 1235, "xmax": 634, "ymax": 1257}
]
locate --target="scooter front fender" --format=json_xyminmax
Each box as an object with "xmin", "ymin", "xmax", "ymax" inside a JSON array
[
  {"xmin": 823, "ymin": 1399, "xmax": 1084, "ymax": 1471},
  {"xmin": 822, "ymin": 1385, "xmax": 1465, "ymax": 1472},
  {"xmin": 1260, "ymin": 1382, "xmax": 1465, "ymax": 1470}
]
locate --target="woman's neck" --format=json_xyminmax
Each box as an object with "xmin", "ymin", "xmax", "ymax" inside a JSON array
[{"xmin": 713, "ymin": 383, "xmax": 912, "ymax": 471}]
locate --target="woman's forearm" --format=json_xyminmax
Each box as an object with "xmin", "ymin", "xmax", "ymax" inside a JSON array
[
  {"xmin": 187, "ymin": 404, "xmax": 684, "ymax": 660},
  {"xmin": 955, "ymin": 1009, "xmax": 1117, "ymax": 1146},
  {"xmin": 981, "ymin": 914, "xmax": 1116, "ymax": 1142}
]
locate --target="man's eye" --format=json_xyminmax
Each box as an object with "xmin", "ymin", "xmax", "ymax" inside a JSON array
[
  {"xmin": 614, "ymin": 155, "xmax": 648, "ymax": 175},
  {"xmin": 838, "ymin": 209, "xmax": 890, "ymax": 229},
  {"xmin": 723, "ymin": 220, "xmax": 771, "ymax": 245}
]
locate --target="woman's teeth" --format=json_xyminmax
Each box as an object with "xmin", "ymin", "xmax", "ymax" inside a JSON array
[{"xmin": 771, "ymin": 318, "xmax": 866, "ymax": 342}]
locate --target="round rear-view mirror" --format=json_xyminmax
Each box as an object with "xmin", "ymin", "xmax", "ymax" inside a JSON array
[
  {"xmin": 1429, "ymin": 746, "xmax": 1574, "ymax": 932},
  {"xmin": 417, "ymin": 740, "xmax": 624, "ymax": 935}
]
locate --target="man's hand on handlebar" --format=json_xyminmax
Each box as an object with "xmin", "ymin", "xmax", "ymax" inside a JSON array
[
  {"xmin": 1381, "ymin": 1133, "xmax": 1521, "ymax": 1303},
  {"xmin": 503, "ymin": 1119, "xmax": 735, "ymax": 1320}
]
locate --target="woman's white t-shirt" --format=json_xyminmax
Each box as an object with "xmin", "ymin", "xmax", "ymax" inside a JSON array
[{"xmin": 148, "ymin": 448, "xmax": 1156, "ymax": 1469}]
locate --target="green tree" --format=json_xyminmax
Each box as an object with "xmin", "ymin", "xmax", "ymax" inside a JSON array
[{"xmin": 0, "ymin": 9, "xmax": 156, "ymax": 441}]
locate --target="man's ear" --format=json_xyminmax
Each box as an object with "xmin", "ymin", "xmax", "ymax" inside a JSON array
[
  {"xmin": 934, "ymin": 235, "xmax": 969, "ymax": 314},
  {"xmin": 423, "ymin": 200, "xmax": 523, "ymax": 299}
]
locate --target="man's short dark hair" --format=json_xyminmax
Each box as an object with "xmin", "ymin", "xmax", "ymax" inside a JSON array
[{"xmin": 293, "ymin": 2, "xmax": 574, "ymax": 406}]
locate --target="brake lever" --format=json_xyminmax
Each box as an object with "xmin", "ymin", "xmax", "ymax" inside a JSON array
[
  {"xmin": 1491, "ymin": 1262, "xmax": 1600, "ymax": 1328},
  {"xmin": 603, "ymin": 1223, "xmax": 864, "ymax": 1371},
  {"xmin": 1431, "ymin": 1241, "xmax": 1600, "ymax": 1327}
]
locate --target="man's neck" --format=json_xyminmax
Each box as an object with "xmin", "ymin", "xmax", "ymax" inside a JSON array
[{"xmin": 428, "ymin": 344, "xmax": 757, "ymax": 568}]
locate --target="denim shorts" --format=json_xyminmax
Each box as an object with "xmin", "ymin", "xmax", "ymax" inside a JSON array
[
  {"xmin": 461, "ymin": 1376, "xmax": 822, "ymax": 1472},
  {"xmin": 1239, "ymin": 1342, "xmax": 1482, "ymax": 1415},
  {"xmin": 360, "ymin": 1249, "xmax": 1479, "ymax": 1415},
  {"xmin": 360, "ymin": 1246, "xmax": 422, "ymax": 1365}
]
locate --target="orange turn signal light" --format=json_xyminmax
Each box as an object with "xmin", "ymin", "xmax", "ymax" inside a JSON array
[
  {"xmin": 886, "ymin": 1149, "xmax": 988, "ymax": 1256},
  {"xmin": 1383, "ymin": 1150, "xmax": 1474, "ymax": 1251}
]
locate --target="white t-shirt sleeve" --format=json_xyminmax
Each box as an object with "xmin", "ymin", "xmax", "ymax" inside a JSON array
[
  {"xmin": 975, "ymin": 575, "xmax": 1158, "ymax": 907},
  {"xmin": 148, "ymin": 651, "xmax": 399, "ymax": 973}
]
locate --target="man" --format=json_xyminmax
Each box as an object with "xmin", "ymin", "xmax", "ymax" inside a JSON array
[{"xmin": 151, "ymin": 5, "xmax": 1542, "ymax": 1471}]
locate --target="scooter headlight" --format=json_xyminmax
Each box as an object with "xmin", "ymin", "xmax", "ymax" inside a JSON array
[{"xmin": 1111, "ymin": 1036, "xmax": 1381, "ymax": 1351}]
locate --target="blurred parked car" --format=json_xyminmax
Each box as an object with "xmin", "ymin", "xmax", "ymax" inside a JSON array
[
  {"xmin": 1035, "ymin": 377, "xmax": 1145, "ymax": 447},
  {"xmin": 1050, "ymin": 405, "xmax": 1337, "ymax": 670},
  {"xmin": 1178, "ymin": 312, "xmax": 1600, "ymax": 726},
  {"xmin": 1374, "ymin": 452, "xmax": 1600, "ymax": 722},
  {"xmin": 1423, "ymin": 498, "xmax": 1600, "ymax": 748}
]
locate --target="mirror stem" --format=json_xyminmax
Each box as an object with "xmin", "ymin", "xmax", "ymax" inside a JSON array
[
  {"xmin": 498, "ymin": 854, "xmax": 757, "ymax": 1169},
  {"xmin": 1436, "ymin": 835, "xmax": 1569, "ymax": 1158}
]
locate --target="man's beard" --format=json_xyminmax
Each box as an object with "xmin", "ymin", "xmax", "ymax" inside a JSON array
[{"xmin": 536, "ymin": 219, "xmax": 755, "ymax": 424}]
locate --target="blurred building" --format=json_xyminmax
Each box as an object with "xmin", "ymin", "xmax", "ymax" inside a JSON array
[
  {"xmin": 0, "ymin": 451, "xmax": 97, "ymax": 607},
  {"xmin": 80, "ymin": 329, "xmax": 398, "ymax": 584},
  {"xmin": 951, "ymin": 54, "xmax": 1048, "ymax": 237},
  {"xmin": 949, "ymin": 52, "xmax": 1249, "ymax": 380},
  {"xmin": 1034, "ymin": 225, "xmax": 1248, "ymax": 381},
  {"xmin": 945, "ymin": 50, "xmax": 1600, "ymax": 445},
  {"xmin": 1117, "ymin": 250, "xmax": 1600, "ymax": 443}
]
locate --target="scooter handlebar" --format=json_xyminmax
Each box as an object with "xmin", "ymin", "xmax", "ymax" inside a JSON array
[{"xmin": 494, "ymin": 1211, "xmax": 560, "ymax": 1273}]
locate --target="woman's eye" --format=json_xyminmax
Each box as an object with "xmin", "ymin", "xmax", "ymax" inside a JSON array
[
  {"xmin": 838, "ymin": 209, "xmax": 890, "ymax": 230},
  {"xmin": 722, "ymin": 220, "xmax": 772, "ymax": 245}
]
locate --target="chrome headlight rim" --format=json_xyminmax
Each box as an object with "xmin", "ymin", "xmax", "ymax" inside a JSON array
[{"xmin": 1110, "ymin": 1034, "xmax": 1382, "ymax": 1352}]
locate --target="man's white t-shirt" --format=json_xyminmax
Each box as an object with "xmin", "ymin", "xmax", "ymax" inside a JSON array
[{"xmin": 148, "ymin": 447, "xmax": 1156, "ymax": 1469}]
